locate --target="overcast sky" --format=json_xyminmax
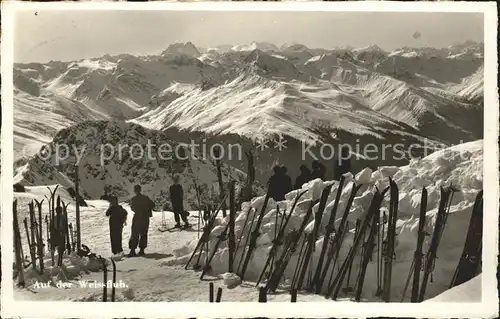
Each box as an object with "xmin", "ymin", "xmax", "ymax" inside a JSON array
[{"xmin": 15, "ymin": 10, "xmax": 484, "ymax": 63}]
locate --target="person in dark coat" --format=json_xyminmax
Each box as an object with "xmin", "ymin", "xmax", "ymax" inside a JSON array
[
  {"xmin": 170, "ymin": 176, "xmax": 190, "ymax": 228},
  {"xmin": 281, "ymin": 166, "xmax": 293, "ymax": 197},
  {"xmin": 311, "ymin": 160, "xmax": 326, "ymax": 181},
  {"xmin": 268, "ymin": 165, "xmax": 293, "ymax": 201},
  {"xmin": 294, "ymin": 165, "xmax": 312, "ymax": 189},
  {"xmin": 334, "ymin": 146, "xmax": 352, "ymax": 181},
  {"xmin": 128, "ymin": 185, "xmax": 155, "ymax": 257},
  {"xmin": 105, "ymin": 196, "xmax": 127, "ymax": 256}
]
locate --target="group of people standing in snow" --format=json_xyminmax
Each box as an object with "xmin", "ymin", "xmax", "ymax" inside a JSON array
[
  {"xmin": 102, "ymin": 184, "xmax": 155, "ymax": 257},
  {"xmin": 268, "ymin": 147, "xmax": 352, "ymax": 201},
  {"xmin": 102, "ymin": 146, "xmax": 351, "ymax": 256},
  {"xmin": 102, "ymin": 176, "xmax": 188, "ymax": 258}
]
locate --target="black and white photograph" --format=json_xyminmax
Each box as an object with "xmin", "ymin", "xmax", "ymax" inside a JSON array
[{"xmin": 1, "ymin": 2, "xmax": 498, "ymax": 318}]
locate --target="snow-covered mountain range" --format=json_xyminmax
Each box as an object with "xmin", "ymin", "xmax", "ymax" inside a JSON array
[{"xmin": 14, "ymin": 40, "xmax": 484, "ymax": 199}]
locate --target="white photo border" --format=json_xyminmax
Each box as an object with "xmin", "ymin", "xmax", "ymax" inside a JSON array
[{"xmin": 1, "ymin": 1, "xmax": 498, "ymax": 318}]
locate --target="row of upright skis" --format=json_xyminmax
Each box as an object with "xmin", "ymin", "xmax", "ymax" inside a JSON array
[{"xmin": 186, "ymin": 176, "xmax": 483, "ymax": 302}]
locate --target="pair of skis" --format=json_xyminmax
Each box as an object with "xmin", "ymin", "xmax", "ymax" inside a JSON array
[
  {"xmin": 353, "ymin": 187, "xmax": 389, "ymax": 301},
  {"xmin": 201, "ymin": 182, "xmax": 237, "ymax": 280},
  {"xmin": 99, "ymin": 256, "xmax": 117, "ymax": 302},
  {"xmin": 185, "ymin": 192, "xmax": 229, "ymax": 271},
  {"xmin": 400, "ymin": 184, "xmax": 456, "ymax": 302},
  {"xmin": 290, "ymin": 184, "xmax": 334, "ymax": 292},
  {"xmin": 381, "ymin": 178, "xmax": 399, "ymax": 302},
  {"xmin": 255, "ymin": 189, "xmax": 308, "ymax": 286},
  {"xmin": 13, "ymin": 200, "xmax": 26, "ymax": 287},
  {"xmin": 159, "ymin": 224, "xmax": 192, "ymax": 232},
  {"xmin": 449, "ymin": 190, "xmax": 483, "ymax": 289},
  {"xmin": 199, "ymin": 181, "xmax": 238, "ymax": 279},
  {"xmin": 399, "ymin": 187, "xmax": 428, "ymax": 302},
  {"xmin": 310, "ymin": 176, "xmax": 347, "ymax": 293},
  {"xmin": 316, "ymin": 181, "xmax": 364, "ymax": 296},
  {"xmin": 238, "ymin": 188, "xmax": 271, "ymax": 281},
  {"xmin": 265, "ymin": 197, "xmax": 316, "ymax": 293},
  {"xmin": 325, "ymin": 184, "xmax": 390, "ymax": 300},
  {"xmin": 416, "ymin": 185, "xmax": 456, "ymax": 302}
]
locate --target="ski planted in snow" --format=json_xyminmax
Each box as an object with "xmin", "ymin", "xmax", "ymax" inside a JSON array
[
  {"xmin": 228, "ymin": 180, "xmax": 237, "ymax": 273},
  {"xmin": 213, "ymin": 147, "xmax": 227, "ymax": 218},
  {"xmin": 326, "ymin": 187, "xmax": 386, "ymax": 300},
  {"xmin": 200, "ymin": 222, "xmax": 230, "ymax": 280},
  {"xmin": 311, "ymin": 176, "xmax": 346, "ymax": 293},
  {"xmin": 342, "ymin": 218, "xmax": 361, "ymax": 294},
  {"xmin": 326, "ymin": 186, "xmax": 389, "ymax": 300},
  {"xmin": 23, "ymin": 217, "xmax": 37, "ymax": 272},
  {"xmin": 255, "ymin": 189, "xmax": 308, "ymax": 286},
  {"xmin": 410, "ymin": 187, "xmax": 428, "ymax": 302},
  {"xmin": 34, "ymin": 199, "xmax": 45, "ymax": 271},
  {"xmin": 291, "ymin": 234, "xmax": 309, "ymax": 289},
  {"xmin": 28, "ymin": 202, "xmax": 38, "ymax": 272},
  {"xmin": 417, "ymin": 186, "xmax": 453, "ymax": 302},
  {"xmin": 13, "ymin": 200, "xmax": 26, "ymax": 287},
  {"xmin": 185, "ymin": 192, "xmax": 229, "ymax": 270},
  {"xmin": 238, "ymin": 188, "xmax": 271, "ymax": 281},
  {"xmin": 320, "ymin": 182, "xmax": 364, "ymax": 295},
  {"xmin": 234, "ymin": 205, "xmax": 256, "ymax": 268},
  {"xmin": 381, "ymin": 178, "xmax": 399, "ymax": 302},
  {"xmin": 449, "ymin": 190, "xmax": 483, "ymax": 289},
  {"xmin": 295, "ymin": 184, "xmax": 334, "ymax": 291},
  {"xmin": 354, "ymin": 190, "xmax": 386, "ymax": 301},
  {"xmin": 265, "ymin": 198, "xmax": 315, "ymax": 293}
]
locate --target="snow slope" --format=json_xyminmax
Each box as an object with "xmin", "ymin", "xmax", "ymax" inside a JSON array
[
  {"xmin": 451, "ymin": 64, "xmax": 484, "ymax": 102},
  {"xmin": 132, "ymin": 73, "xmax": 418, "ymax": 145},
  {"xmin": 424, "ymin": 275, "xmax": 481, "ymax": 302},
  {"xmin": 13, "ymin": 192, "xmax": 327, "ymax": 302},
  {"xmin": 171, "ymin": 140, "xmax": 483, "ymax": 301}
]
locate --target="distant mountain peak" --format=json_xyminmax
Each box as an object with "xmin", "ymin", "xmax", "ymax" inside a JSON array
[
  {"xmin": 281, "ymin": 43, "xmax": 310, "ymax": 52},
  {"xmin": 161, "ymin": 42, "xmax": 201, "ymax": 57},
  {"xmin": 231, "ymin": 42, "xmax": 279, "ymax": 52},
  {"xmin": 353, "ymin": 44, "xmax": 386, "ymax": 53}
]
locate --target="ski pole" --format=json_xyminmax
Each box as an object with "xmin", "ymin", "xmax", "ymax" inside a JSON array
[
  {"xmin": 400, "ymin": 259, "xmax": 415, "ymax": 302},
  {"xmin": 216, "ymin": 287, "xmax": 223, "ymax": 302},
  {"xmin": 100, "ymin": 257, "xmax": 108, "ymax": 302},
  {"xmin": 111, "ymin": 259, "xmax": 117, "ymax": 302},
  {"xmin": 209, "ymin": 282, "xmax": 214, "ymax": 302}
]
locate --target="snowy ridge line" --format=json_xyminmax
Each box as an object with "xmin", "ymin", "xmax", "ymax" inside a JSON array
[
  {"xmin": 14, "ymin": 40, "xmax": 483, "ymax": 162},
  {"xmin": 14, "ymin": 120, "xmax": 259, "ymax": 211},
  {"xmin": 173, "ymin": 140, "xmax": 483, "ymax": 302}
]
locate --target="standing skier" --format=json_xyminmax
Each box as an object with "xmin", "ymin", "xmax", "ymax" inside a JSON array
[
  {"xmin": 170, "ymin": 176, "xmax": 190, "ymax": 229},
  {"xmin": 105, "ymin": 196, "xmax": 127, "ymax": 257},
  {"xmin": 294, "ymin": 164, "xmax": 311, "ymax": 189},
  {"xmin": 128, "ymin": 185, "xmax": 155, "ymax": 257},
  {"xmin": 311, "ymin": 160, "xmax": 326, "ymax": 181}
]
